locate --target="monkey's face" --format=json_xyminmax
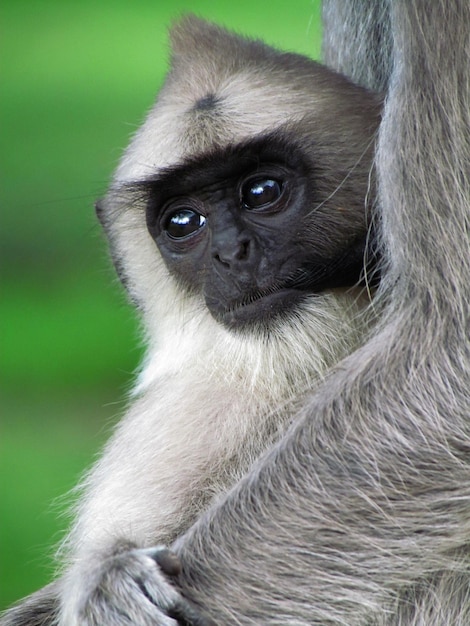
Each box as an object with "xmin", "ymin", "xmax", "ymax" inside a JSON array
[
  {"xmin": 99, "ymin": 17, "xmax": 381, "ymax": 338},
  {"xmin": 143, "ymin": 134, "xmax": 371, "ymax": 330}
]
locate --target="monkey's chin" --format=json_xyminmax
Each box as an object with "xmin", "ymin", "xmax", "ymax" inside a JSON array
[{"xmin": 215, "ymin": 289, "xmax": 306, "ymax": 331}]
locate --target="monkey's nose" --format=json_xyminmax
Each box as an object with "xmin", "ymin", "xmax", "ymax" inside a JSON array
[{"xmin": 212, "ymin": 237, "xmax": 252, "ymax": 269}]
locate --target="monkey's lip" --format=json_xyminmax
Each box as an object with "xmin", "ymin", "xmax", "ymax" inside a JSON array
[{"xmin": 219, "ymin": 287, "xmax": 305, "ymax": 329}]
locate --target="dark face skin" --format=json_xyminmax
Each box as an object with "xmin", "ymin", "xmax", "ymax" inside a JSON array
[{"xmin": 143, "ymin": 135, "xmax": 373, "ymax": 330}]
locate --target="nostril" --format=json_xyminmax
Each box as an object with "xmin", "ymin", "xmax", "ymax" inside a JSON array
[
  {"xmin": 214, "ymin": 252, "xmax": 230, "ymax": 268},
  {"xmin": 236, "ymin": 239, "xmax": 250, "ymax": 261}
]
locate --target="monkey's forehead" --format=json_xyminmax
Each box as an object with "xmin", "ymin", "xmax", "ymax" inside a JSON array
[
  {"xmin": 113, "ymin": 16, "xmax": 351, "ymax": 185},
  {"xmin": 115, "ymin": 78, "xmax": 313, "ymax": 183}
]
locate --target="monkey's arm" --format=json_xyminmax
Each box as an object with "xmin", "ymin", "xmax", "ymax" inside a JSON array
[
  {"xmin": 52, "ymin": 376, "xmax": 265, "ymax": 625},
  {"xmin": 1, "ymin": 382, "xmax": 224, "ymax": 626},
  {"xmin": 0, "ymin": 584, "xmax": 60, "ymax": 626},
  {"xmin": 176, "ymin": 337, "xmax": 470, "ymax": 624}
]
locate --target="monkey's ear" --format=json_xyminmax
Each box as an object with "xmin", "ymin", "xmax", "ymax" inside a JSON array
[
  {"xmin": 169, "ymin": 15, "xmax": 242, "ymax": 62},
  {"xmin": 168, "ymin": 14, "xmax": 274, "ymax": 82}
]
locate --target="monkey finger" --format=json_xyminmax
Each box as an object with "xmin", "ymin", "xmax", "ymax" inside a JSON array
[
  {"xmin": 167, "ymin": 597, "xmax": 216, "ymax": 626},
  {"xmin": 142, "ymin": 548, "xmax": 214, "ymax": 626},
  {"xmin": 144, "ymin": 546, "xmax": 183, "ymax": 577}
]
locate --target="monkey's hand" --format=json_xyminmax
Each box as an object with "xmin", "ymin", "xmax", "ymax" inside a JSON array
[{"xmin": 60, "ymin": 545, "xmax": 211, "ymax": 626}]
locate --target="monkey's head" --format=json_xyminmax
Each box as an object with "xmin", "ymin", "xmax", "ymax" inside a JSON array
[{"xmin": 98, "ymin": 16, "xmax": 381, "ymax": 344}]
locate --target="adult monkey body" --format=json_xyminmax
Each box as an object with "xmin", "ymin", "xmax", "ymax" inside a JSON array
[{"xmin": 3, "ymin": 2, "xmax": 470, "ymax": 626}]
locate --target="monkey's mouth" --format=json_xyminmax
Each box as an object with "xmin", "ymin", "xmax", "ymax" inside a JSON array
[
  {"xmin": 208, "ymin": 262, "xmax": 351, "ymax": 330},
  {"xmin": 228, "ymin": 265, "xmax": 328, "ymax": 313},
  {"xmin": 217, "ymin": 285, "xmax": 307, "ymax": 330}
]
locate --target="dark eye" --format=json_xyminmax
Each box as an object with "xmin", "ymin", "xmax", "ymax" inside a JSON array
[
  {"xmin": 241, "ymin": 177, "xmax": 283, "ymax": 210},
  {"xmin": 164, "ymin": 208, "xmax": 206, "ymax": 239}
]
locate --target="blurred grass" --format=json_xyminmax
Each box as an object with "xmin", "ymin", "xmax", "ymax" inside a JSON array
[{"xmin": 1, "ymin": 0, "xmax": 321, "ymax": 611}]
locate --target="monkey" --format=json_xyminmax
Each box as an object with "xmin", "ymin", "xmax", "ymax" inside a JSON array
[
  {"xmin": 5, "ymin": 0, "xmax": 470, "ymax": 624},
  {"xmin": 1, "ymin": 15, "xmax": 382, "ymax": 626}
]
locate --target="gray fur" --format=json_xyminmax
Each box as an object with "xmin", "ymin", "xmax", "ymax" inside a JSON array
[
  {"xmin": 3, "ymin": 1, "xmax": 470, "ymax": 624},
  {"xmin": 1, "ymin": 584, "xmax": 59, "ymax": 626},
  {"xmin": 322, "ymin": 1, "xmax": 393, "ymax": 92}
]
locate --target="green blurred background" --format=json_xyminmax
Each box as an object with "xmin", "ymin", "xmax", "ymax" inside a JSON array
[{"xmin": 1, "ymin": 0, "xmax": 322, "ymax": 610}]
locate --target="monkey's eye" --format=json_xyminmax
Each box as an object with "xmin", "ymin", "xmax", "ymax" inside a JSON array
[
  {"xmin": 164, "ymin": 208, "xmax": 206, "ymax": 239},
  {"xmin": 241, "ymin": 177, "xmax": 283, "ymax": 210}
]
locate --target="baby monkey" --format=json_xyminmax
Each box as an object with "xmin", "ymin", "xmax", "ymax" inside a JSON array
[{"xmin": 3, "ymin": 16, "xmax": 381, "ymax": 626}]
